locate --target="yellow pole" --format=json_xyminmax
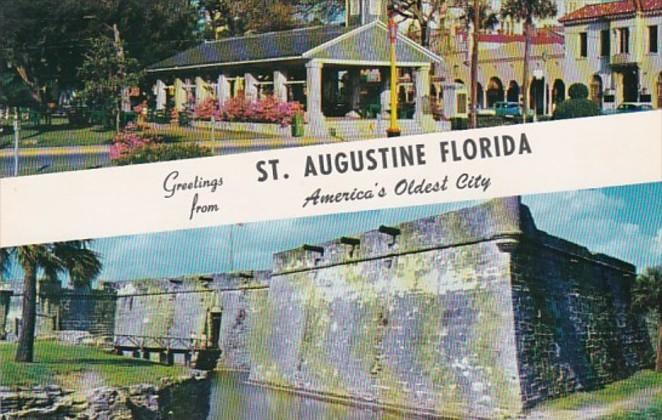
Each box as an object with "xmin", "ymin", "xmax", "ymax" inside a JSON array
[{"xmin": 387, "ymin": 15, "xmax": 401, "ymax": 137}]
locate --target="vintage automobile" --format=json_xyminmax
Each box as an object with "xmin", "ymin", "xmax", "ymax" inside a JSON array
[
  {"xmin": 611, "ymin": 102, "xmax": 654, "ymax": 113},
  {"xmin": 493, "ymin": 101, "xmax": 534, "ymax": 118}
]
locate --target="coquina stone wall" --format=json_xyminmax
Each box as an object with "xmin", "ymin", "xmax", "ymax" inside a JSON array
[
  {"xmin": 510, "ymin": 230, "xmax": 653, "ymax": 406},
  {"xmin": 2, "ymin": 284, "xmax": 117, "ymax": 341},
  {"xmin": 111, "ymin": 272, "xmax": 269, "ymax": 370},
  {"xmin": 247, "ymin": 197, "xmax": 653, "ymax": 418}
]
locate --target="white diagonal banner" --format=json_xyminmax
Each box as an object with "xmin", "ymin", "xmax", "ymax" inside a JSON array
[{"xmin": 1, "ymin": 112, "xmax": 661, "ymax": 247}]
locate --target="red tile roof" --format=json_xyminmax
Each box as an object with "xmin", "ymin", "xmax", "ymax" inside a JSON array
[
  {"xmin": 559, "ymin": 0, "xmax": 662, "ymax": 24},
  {"xmin": 476, "ymin": 29, "xmax": 564, "ymax": 44}
]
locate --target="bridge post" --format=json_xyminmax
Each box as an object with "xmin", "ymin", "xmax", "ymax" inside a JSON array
[
  {"xmin": 132, "ymin": 349, "xmax": 140, "ymax": 358},
  {"xmin": 159, "ymin": 351, "xmax": 168, "ymax": 364},
  {"xmin": 142, "ymin": 350, "xmax": 150, "ymax": 360},
  {"xmin": 184, "ymin": 351, "xmax": 192, "ymax": 367},
  {"xmin": 167, "ymin": 351, "xmax": 174, "ymax": 366}
]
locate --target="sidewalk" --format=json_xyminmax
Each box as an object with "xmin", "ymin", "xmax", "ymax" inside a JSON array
[{"xmin": 0, "ymin": 137, "xmax": 342, "ymax": 158}]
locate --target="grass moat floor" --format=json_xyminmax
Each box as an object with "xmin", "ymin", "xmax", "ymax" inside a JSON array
[{"xmin": 0, "ymin": 341, "xmax": 189, "ymax": 389}]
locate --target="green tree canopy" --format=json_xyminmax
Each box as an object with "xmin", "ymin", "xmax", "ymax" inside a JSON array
[
  {"xmin": 0, "ymin": 0, "xmax": 200, "ymax": 106},
  {"xmin": 632, "ymin": 266, "xmax": 662, "ymax": 371}
]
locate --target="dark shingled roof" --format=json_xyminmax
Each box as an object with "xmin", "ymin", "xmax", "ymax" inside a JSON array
[{"xmin": 148, "ymin": 25, "xmax": 352, "ymax": 70}]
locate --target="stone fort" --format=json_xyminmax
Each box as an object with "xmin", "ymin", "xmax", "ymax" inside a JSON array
[{"xmin": 0, "ymin": 197, "xmax": 653, "ymax": 418}]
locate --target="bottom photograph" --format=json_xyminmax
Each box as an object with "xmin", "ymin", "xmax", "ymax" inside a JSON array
[{"xmin": 1, "ymin": 183, "xmax": 661, "ymax": 419}]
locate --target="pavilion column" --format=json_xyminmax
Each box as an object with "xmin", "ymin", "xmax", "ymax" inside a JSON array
[
  {"xmin": 154, "ymin": 80, "xmax": 167, "ymax": 111},
  {"xmin": 195, "ymin": 77, "xmax": 209, "ymax": 105},
  {"xmin": 414, "ymin": 65, "xmax": 431, "ymax": 121},
  {"xmin": 274, "ymin": 70, "xmax": 288, "ymax": 102},
  {"xmin": 121, "ymin": 87, "xmax": 131, "ymax": 112},
  {"xmin": 217, "ymin": 74, "xmax": 230, "ymax": 108},
  {"xmin": 245, "ymin": 73, "xmax": 258, "ymax": 101},
  {"xmin": 174, "ymin": 78, "xmax": 186, "ymax": 111},
  {"xmin": 380, "ymin": 68, "xmax": 390, "ymax": 117},
  {"xmin": 349, "ymin": 68, "xmax": 361, "ymax": 111},
  {"xmin": 477, "ymin": 85, "xmax": 487, "ymax": 108},
  {"xmin": 306, "ymin": 60, "xmax": 326, "ymax": 137}
]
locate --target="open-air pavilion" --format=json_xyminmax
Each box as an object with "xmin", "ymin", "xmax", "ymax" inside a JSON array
[{"xmin": 146, "ymin": 17, "xmax": 445, "ymax": 138}]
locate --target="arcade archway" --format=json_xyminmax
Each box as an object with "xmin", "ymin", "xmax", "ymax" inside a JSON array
[{"xmin": 486, "ymin": 77, "xmax": 504, "ymax": 107}]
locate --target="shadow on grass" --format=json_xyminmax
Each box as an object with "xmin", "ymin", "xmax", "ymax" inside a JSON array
[{"xmin": 47, "ymin": 357, "xmax": 159, "ymax": 367}]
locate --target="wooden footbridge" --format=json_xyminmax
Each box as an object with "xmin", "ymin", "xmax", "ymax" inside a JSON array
[{"xmin": 113, "ymin": 334, "xmax": 220, "ymax": 369}]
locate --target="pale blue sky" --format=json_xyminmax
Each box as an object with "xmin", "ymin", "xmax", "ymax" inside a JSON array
[{"xmin": 3, "ymin": 183, "xmax": 661, "ymax": 283}]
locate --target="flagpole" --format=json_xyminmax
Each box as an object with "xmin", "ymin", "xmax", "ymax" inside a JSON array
[{"xmin": 386, "ymin": 10, "xmax": 401, "ymax": 138}]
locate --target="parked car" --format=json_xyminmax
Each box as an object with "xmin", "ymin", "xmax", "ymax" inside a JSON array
[
  {"xmin": 493, "ymin": 101, "xmax": 534, "ymax": 118},
  {"xmin": 612, "ymin": 102, "xmax": 654, "ymax": 113}
]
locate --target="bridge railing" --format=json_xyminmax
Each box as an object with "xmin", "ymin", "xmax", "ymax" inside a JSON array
[{"xmin": 113, "ymin": 334, "xmax": 211, "ymax": 351}]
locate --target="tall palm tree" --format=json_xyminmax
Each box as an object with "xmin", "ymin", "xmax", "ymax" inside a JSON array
[
  {"xmin": 632, "ymin": 266, "xmax": 662, "ymax": 371},
  {"xmin": 461, "ymin": 1, "xmax": 499, "ymax": 128},
  {"xmin": 501, "ymin": 0, "xmax": 557, "ymax": 123},
  {"xmin": 0, "ymin": 241, "xmax": 102, "ymax": 363}
]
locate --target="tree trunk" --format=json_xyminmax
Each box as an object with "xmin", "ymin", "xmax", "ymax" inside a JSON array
[
  {"xmin": 420, "ymin": 22, "xmax": 429, "ymax": 47},
  {"xmin": 15, "ymin": 263, "xmax": 37, "ymax": 363},
  {"xmin": 521, "ymin": 19, "xmax": 532, "ymax": 124},
  {"xmin": 469, "ymin": 0, "xmax": 480, "ymax": 129}
]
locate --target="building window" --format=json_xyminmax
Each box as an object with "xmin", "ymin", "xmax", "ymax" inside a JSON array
[
  {"xmin": 579, "ymin": 32, "xmax": 588, "ymax": 58},
  {"xmin": 649, "ymin": 25, "xmax": 659, "ymax": 53},
  {"xmin": 600, "ymin": 29, "xmax": 610, "ymax": 56},
  {"xmin": 369, "ymin": 0, "xmax": 381, "ymax": 15},
  {"xmin": 350, "ymin": 0, "xmax": 360, "ymax": 15},
  {"xmin": 618, "ymin": 27, "xmax": 630, "ymax": 54}
]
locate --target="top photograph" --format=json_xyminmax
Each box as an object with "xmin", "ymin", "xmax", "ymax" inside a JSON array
[{"xmin": 1, "ymin": 0, "xmax": 660, "ymax": 177}]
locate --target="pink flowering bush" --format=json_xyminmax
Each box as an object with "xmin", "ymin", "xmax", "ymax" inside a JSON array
[
  {"xmin": 109, "ymin": 123, "xmax": 163, "ymax": 161},
  {"xmin": 217, "ymin": 96, "xmax": 303, "ymax": 127},
  {"xmin": 193, "ymin": 97, "xmax": 219, "ymax": 120}
]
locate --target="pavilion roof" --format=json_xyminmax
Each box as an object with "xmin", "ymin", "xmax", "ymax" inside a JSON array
[{"xmin": 147, "ymin": 21, "xmax": 441, "ymax": 73}]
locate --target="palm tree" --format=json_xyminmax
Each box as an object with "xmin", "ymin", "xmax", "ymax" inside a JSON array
[
  {"xmin": 632, "ymin": 266, "xmax": 662, "ymax": 371},
  {"xmin": 461, "ymin": 1, "xmax": 499, "ymax": 128},
  {"xmin": 500, "ymin": 0, "xmax": 557, "ymax": 123},
  {"xmin": 0, "ymin": 241, "xmax": 102, "ymax": 363}
]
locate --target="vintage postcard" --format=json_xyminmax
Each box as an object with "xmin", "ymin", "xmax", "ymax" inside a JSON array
[{"xmin": 1, "ymin": 0, "xmax": 662, "ymax": 419}]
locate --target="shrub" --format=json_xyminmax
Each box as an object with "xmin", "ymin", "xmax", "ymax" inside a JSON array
[
  {"xmin": 218, "ymin": 96, "xmax": 303, "ymax": 127},
  {"xmin": 450, "ymin": 117, "xmax": 468, "ymax": 130},
  {"xmin": 113, "ymin": 143, "xmax": 212, "ymax": 165},
  {"xmin": 193, "ymin": 97, "xmax": 219, "ymax": 120},
  {"xmin": 568, "ymin": 83, "xmax": 589, "ymax": 100},
  {"xmin": 553, "ymin": 98, "xmax": 601, "ymax": 120},
  {"xmin": 109, "ymin": 123, "xmax": 163, "ymax": 160}
]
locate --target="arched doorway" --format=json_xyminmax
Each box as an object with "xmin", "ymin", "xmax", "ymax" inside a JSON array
[
  {"xmin": 621, "ymin": 68, "xmax": 639, "ymax": 102},
  {"xmin": 507, "ymin": 81, "xmax": 520, "ymax": 102},
  {"xmin": 530, "ymin": 78, "xmax": 545, "ymax": 115},
  {"xmin": 486, "ymin": 77, "xmax": 504, "ymax": 107},
  {"xmin": 590, "ymin": 74, "xmax": 603, "ymax": 107},
  {"xmin": 656, "ymin": 73, "xmax": 662, "ymax": 108},
  {"xmin": 552, "ymin": 79, "xmax": 565, "ymax": 111},
  {"xmin": 476, "ymin": 82, "xmax": 484, "ymax": 109}
]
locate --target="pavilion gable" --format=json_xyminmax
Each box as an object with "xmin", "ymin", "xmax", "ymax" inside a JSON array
[{"xmin": 303, "ymin": 21, "xmax": 442, "ymax": 65}]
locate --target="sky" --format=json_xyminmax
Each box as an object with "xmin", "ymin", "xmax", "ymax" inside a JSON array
[{"xmin": 3, "ymin": 182, "xmax": 661, "ymax": 284}]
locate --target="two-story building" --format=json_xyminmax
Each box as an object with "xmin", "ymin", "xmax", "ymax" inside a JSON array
[{"xmin": 559, "ymin": 0, "xmax": 662, "ymax": 109}]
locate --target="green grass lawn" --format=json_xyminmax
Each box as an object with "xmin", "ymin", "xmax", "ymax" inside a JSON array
[
  {"xmin": 0, "ymin": 117, "xmax": 274, "ymax": 149},
  {"xmin": 538, "ymin": 370, "xmax": 662, "ymax": 419},
  {"xmin": 0, "ymin": 341, "xmax": 189, "ymax": 388},
  {"xmin": 0, "ymin": 118, "xmax": 115, "ymax": 148}
]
